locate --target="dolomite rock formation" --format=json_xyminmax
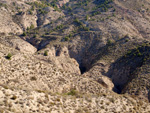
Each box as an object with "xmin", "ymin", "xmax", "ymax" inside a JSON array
[
  {"xmin": 57, "ymin": 0, "xmax": 70, "ymax": 7},
  {"xmin": 0, "ymin": 0, "xmax": 150, "ymax": 112},
  {"xmin": 0, "ymin": 36, "xmax": 37, "ymax": 54},
  {"xmin": 0, "ymin": 8, "xmax": 23, "ymax": 34}
]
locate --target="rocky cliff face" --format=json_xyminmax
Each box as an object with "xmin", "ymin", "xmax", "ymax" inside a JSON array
[{"xmin": 1, "ymin": 0, "xmax": 150, "ymax": 112}]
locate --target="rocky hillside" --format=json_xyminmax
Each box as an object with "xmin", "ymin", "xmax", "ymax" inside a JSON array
[{"xmin": 1, "ymin": 0, "xmax": 150, "ymax": 112}]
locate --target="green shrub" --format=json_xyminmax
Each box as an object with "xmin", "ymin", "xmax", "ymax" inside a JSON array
[
  {"xmin": 28, "ymin": 10, "xmax": 33, "ymax": 15},
  {"xmin": 69, "ymin": 34, "xmax": 72, "ymax": 38},
  {"xmin": 74, "ymin": 18, "xmax": 82, "ymax": 25},
  {"xmin": 125, "ymin": 39, "xmax": 129, "ymax": 42},
  {"xmin": 82, "ymin": 26, "xmax": 89, "ymax": 31},
  {"xmin": 137, "ymin": 52, "xmax": 142, "ymax": 57},
  {"xmin": 44, "ymin": 50, "xmax": 48, "ymax": 56},
  {"xmin": 0, "ymin": 3, "xmax": 7, "ymax": 9},
  {"xmin": 86, "ymin": 15, "xmax": 89, "ymax": 20},
  {"xmin": 127, "ymin": 50, "xmax": 131, "ymax": 55},
  {"xmin": 107, "ymin": 39, "xmax": 112, "ymax": 45},
  {"xmin": 17, "ymin": 11, "xmax": 23, "ymax": 15},
  {"xmin": 30, "ymin": 24, "xmax": 35, "ymax": 29},
  {"xmin": 33, "ymin": 34, "xmax": 37, "ymax": 38},
  {"xmin": 67, "ymin": 89, "xmax": 77, "ymax": 96},
  {"xmin": 10, "ymin": 95, "xmax": 17, "ymax": 100},
  {"xmin": 56, "ymin": 24, "xmax": 63, "ymax": 30},
  {"xmin": 38, "ymin": 9, "xmax": 48, "ymax": 14},
  {"xmin": 22, "ymin": 32, "xmax": 27, "ymax": 36},
  {"xmin": 64, "ymin": 36, "xmax": 69, "ymax": 41},
  {"xmin": 6, "ymin": 53, "xmax": 12, "ymax": 60}
]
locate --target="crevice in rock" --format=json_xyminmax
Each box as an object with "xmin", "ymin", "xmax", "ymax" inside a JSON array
[
  {"xmin": 79, "ymin": 65, "xmax": 87, "ymax": 74},
  {"xmin": 56, "ymin": 50, "xmax": 61, "ymax": 56},
  {"xmin": 113, "ymin": 85, "xmax": 122, "ymax": 94},
  {"xmin": 107, "ymin": 46, "xmax": 150, "ymax": 94}
]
